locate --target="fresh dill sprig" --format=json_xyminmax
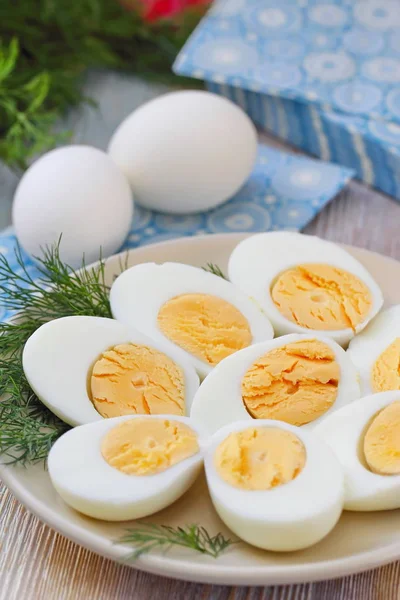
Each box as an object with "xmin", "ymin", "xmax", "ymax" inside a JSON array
[
  {"xmin": 0, "ymin": 242, "xmax": 111, "ymax": 335},
  {"xmin": 0, "ymin": 357, "xmax": 70, "ymax": 464},
  {"xmin": 202, "ymin": 263, "xmax": 227, "ymax": 280},
  {"xmin": 0, "ymin": 241, "xmax": 112, "ymax": 463},
  {"xmin": 118, "ymin": 523, "xmax": 237, "ymax": 559}
]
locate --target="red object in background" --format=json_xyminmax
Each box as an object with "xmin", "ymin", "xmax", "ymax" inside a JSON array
[{"xmin": 141, "ymin": 0, "xmax": 209, "ymax": 20}]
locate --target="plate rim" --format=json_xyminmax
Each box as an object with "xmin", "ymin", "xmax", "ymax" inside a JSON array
[{"xmin": 1, "ymin": 232, "xmax": 400, "ymax": 586}]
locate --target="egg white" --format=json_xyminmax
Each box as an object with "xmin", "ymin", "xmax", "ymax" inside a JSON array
[
  {"xmin": 205, "ymin": 420, "xmax": 344, "ymax": 551},
  {"xmin": 315, "ymin": 391, "xmax": 400, "ymax": 511},
  {"xmin": 22, "ymin": 316, "xmax": 199, "ymax": 427},
  {"xmin": 228, "ymin": 232, "xmax": 383, "ymax": 346},
  {"xmin": 107, "ymin": 91, "xmax": 257, "ymax": 214},
  {"xmin": 48, "ymin": 415, "xmax": 206, "ymax": 521},
  {"xmin": 110, "ymin": 262, "xmax": 274, "ymax": 378},
  {"xmin": 190, "ymin": 333, "xmax": 360, "ymax": 435},
  {"xmin": 347, "ymin": 305, "xmax": 400, "ymax": 395}
]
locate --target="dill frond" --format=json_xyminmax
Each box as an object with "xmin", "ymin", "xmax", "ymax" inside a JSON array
[
  {"xmin": 0, "ymin": 241, "xmax": 112, "ymax": 463},
  {"xmin": 118, "ymin": 523, "xmax": 237, "ymax": 559},
  {"xmin": 202, "ymin": 263, "xmax": 227, "ymax": 280}
]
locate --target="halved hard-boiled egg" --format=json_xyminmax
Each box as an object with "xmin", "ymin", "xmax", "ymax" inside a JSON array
[
  {"xmin": 347, "ymin": 305, "xmax": 400, "ymax": 395},
  {"xmin": 23, "ymin": 316, "xmax": 199, "ymax": 426},
  {"xmin": 228, "ymin": 232, "xmax": 383, "ymax": 346},
  {"xmin": 205, "ymin": 420, "xmax": 344, "ymax": 551},
  {"xmin": 110, "ymin": 262, "xmax": 274, "ymax": 378},
  {"xmin": 48, "ymin": 415, "xmax": 205, "ymax": 521},
  {"xmin": 315, "ymin": 391, "xmax": 400, "ymax": 511},
  {"xmin": 191, "ymin": 333, "xmax": 360, "ymax": 435}
]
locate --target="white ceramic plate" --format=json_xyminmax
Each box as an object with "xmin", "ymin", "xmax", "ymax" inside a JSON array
[{"xmin": 1, "ymin": 233, "xmax": 400, "ymax": 586}]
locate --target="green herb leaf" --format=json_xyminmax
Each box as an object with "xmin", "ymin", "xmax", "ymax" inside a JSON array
[
  {"xmin": 118, "ymin": 523, "xmax": 237, "ymax": 559},
  {"xmin": 0, "ymin": 38, "xmax": 19, "ymax": 83},
  {"xmin": 0, "ymin": 240, "xmax": 113, "ymax": 464},
  {"xmin": 0, "ymin": 356, "xmax": 70, "ymax": 465},
  {"xmin": 0, "ymin": 1, "xmax": 204, "ymax": 171},
  {"xmin": 202, "ymin": 263, "xmax": 228, "ymax": 280}
]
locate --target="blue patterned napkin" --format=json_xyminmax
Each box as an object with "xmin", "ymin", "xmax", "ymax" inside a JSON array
[
  {"xmin": 0, "ymin": 144, "xmax": 353, "ymax": 322},
  {"xmin": 174, "ymin": 0, "xmax": 400, "ymax": 124}
]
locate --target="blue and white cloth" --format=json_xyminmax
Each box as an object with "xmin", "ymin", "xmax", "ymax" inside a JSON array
[
  {"xmin": 174, "ymin": 0, "xmax": 400, "ymax": 201},
  {"xmin": 0, "ymin": 144, "xmax": 353, "ymax": 322},
  {"xmin": 206, "ymin": 81, "xmax": 400, "ymax": 200},
  {"xmin": 174, "ymin": 0, "xmax": 400, "ymax": 124}
]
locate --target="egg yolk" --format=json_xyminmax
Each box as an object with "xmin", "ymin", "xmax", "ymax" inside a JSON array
[
  {"xmin": 101, "ymin": 418, "xmax": 199, "ymax": 475},
  {"xmin": 90, "ymin": 344, "xmax": 185, "ymax": 418},
  {"xmin": 363, "ymin": 401, "xmax": 400, "ymax": 475},
  {"xmin": 215, "ymin": 427, "xmax": 306, "ymax": 490},
  {"xmin": 241, "ymin": 339, "xmax": 339, "ymax": 426},
  {"xmin": 371, "ymin": 338, "xmax": 400, "ymax": 393},
  {"xmin": 157, "ymin": 293, "xmax": 252, "ymax": 366},
  {"xmin": 271, "ymin": 264, "xmax": 372, "ymax": 331}
]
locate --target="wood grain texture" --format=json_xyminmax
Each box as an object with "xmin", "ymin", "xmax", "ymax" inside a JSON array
[{"xmin": 1, "ymin": 73, "xmax": 400, "ymax": 599}]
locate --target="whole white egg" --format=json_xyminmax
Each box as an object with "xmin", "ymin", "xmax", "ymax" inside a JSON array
[
  {"xmin": 110, "ymin": 262, "xmax": 274, "ymax": 379},
  {"xmin": 48, "ymin": 414, "xmax": 206, "ymax": 521},
  {"xmin": 13, "ymin": 146, "xmax": 133, "ymax": 267},
  {"xmin": 23, "ymin": 316, "xmax": 199, "ymax": 426},
  {"xmin": 205, "ymin": 420, "xmax": 344, "ymax": 551},
  {"xmin": 108, "ymin": 91, "xmax": 258, "ymax": 214},
  {"xmin": 190, "ymin": 333, "xmax": 360, "ymax": 435},
  {"xmin": 315, "ymin": 391, "xmax": 400, "ymax": 511},
  {"xmin": 228, "ymin": 232, "xmax": 383, "ymax": 346}
]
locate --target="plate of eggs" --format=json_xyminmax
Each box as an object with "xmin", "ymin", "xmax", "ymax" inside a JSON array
[{"xmin": 2, "ymin": 231, "xmax": 400, "ymax": 586}]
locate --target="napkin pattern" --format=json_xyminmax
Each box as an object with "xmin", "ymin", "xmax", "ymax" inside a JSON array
[
  {"xmin": 174, "ymin": 0, "xmax": 400, "ymax": 124},
  {"xmin": 0, "ymin": 144, "xmax": 353, "ymax": 322}
]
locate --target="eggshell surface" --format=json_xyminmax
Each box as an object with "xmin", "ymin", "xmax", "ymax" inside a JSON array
[
  {"xmin": 13, "ymin": 146, "xmax": 133, "ymax": 267},
  {"xmin": 108, "ymin": 91, "xmax": 258, "ymax": 213}
]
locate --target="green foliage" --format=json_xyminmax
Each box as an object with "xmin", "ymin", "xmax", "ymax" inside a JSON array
[
  {"xmin": 0, "ymin": 241, "xmax": 112, "ymax": 464},
  {"xmin": 0, "ymin": 0, "xmax": 203, "ymax": 170},
  {"xmin": 119, "ymin": 523, "xmax": 237, "ymax": 559},
  {"xmin": 0, "ymin": 355, "xmax": 69, "ymax": 464},
  {"xmin": 202, "ymin": 263, "xmax": 228, "ymax": 279}
]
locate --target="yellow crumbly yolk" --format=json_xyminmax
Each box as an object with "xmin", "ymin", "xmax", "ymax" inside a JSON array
[
  {"xmin": 241, "ymin": 339, "xmax": 339, "ymax": 426},
  {"xmin": 363, "ymin": 401, "xmax": 400, "ymax": 475},
  {"xmin": 271, "ymin": 263, "xmax": 372, "ymax": 331},
  {"xmin": 371, "ymin": 338, "xmax": 400, "ymax": 393},
  {"xmin": 215, "ymin": 427, "xmax": 306, "ymax": 490},
  {"xmin": 157, "ymin": 293, "xmax": 252, "ymax": 366},
  {"xmin": 90, "ymin": 344, "xmax": 185, "ymax": 418},
  {"xmin": 101, "ymin": 418, "xmax": 199, "ymax": 475}
]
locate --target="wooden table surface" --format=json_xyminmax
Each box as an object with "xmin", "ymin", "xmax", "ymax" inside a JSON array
[{"xmin": 1, "ymin": 73, "xmax": 400, "ymax": 599}]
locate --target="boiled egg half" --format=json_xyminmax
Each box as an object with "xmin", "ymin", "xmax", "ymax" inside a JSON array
[
  {"xmin": 48, "ymin": 415, "xmax": 205, "ymax": 521},
  {"xmin": 205, "ymin": 420, "xmax": 344, "ymax": 551},
  {"xmin": 315, "ymin": 391, "xmax": 400, "ymax": 511},
  {"xmin": 110, "ymin": 262, "xmax": 274, "ymax": 378},
  {"xmin": 23, "ymin": 316, "xmax": 199, "ymax": 426},
  {"xmin": 191, "ymin": 333, "xmax": 360, "ymax": 435},
  {"xmin": 228, "ymin": 232, "xmax": 383, "ymax": 346},
  {"xmin": 347, "ymin": 305, "xmax": 400, "ymax": 395}
]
